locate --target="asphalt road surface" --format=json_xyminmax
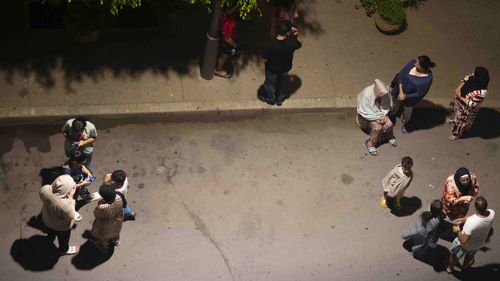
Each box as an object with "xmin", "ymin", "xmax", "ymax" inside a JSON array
[{"xmin": 0, "ymin": 110, "xmax": 499, "ymax": 281}]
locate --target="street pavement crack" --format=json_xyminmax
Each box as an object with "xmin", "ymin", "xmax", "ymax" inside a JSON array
[{"xmin": 182, "ymin": 203, "xmax": 235, "ymax": 281}]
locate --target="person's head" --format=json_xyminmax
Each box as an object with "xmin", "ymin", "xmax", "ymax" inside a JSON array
[
  {"xmin": 71, "ymin": 117, "xmax": 87, "ymax": 134},
  {"xmin": 373, "ymin": 79, "xmax": 389, "ymax": 98},
  {"xmin": 475, "ymin": 196, "xmax": 488, "ymax": 213},
  {"xmin": 99, "ymin": 184, "xmax": 116, "ymax": 204},
  {"xmin": 111, "ymin": 170, "xmax": 127, "ymax": 186},
  {"xmin": 473, "ymin": 66, "xmax": 490, "ymax": 89},
  {"xmin": 401, "ymin": 156, "xmax": 413, "ymax": 175},
  {"xmin": 421, "ymin": 199, "xmax": 444, "ymax": 223},
  {"xmin": 416, "ymin": 55, "xmax": 435, "ymax": 73},
  {"xmin": 454, "ymin": 167, "xmax": 472, "ymax": 194},
  {"xmin": 277, "ymin": 20, "xmax": 292, "ymax": 37},
  {"xmin": 69, "ymin": 150, "xmax": 87, "ymax": 166},
  {"xmin": 51, "ymin": 175, "xmax": 76, "ymax": 199}
]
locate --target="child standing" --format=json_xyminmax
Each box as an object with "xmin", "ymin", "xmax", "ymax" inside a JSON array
[{"xmin": 381, "ymin": 156, "xmax": 414, "ymax": 210}]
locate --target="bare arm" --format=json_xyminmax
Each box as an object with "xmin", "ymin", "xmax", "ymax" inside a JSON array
[{"xmin": 458, "ymin": 231, "xmax": 470, "ymax": 245}]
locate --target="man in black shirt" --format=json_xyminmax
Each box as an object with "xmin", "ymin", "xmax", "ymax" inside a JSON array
[{"xmin": 259, "ymin": 20, "xmax": 302, "ymax": 106}]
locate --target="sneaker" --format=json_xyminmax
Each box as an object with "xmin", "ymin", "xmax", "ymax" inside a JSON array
[
  {"xmin": 257, "ymin": 93, "xmax": 275, "ymax": 106},
  {"xmin": 124, "ymin": 212, "xmax": 136, "ymax": 221},
  {"xmin": 401, "ymin": 125, "xmax": 408, "ymax": 134},
  {"xmin": 448, "ymin": 134, "xmax": 459, "ymax": 141}
]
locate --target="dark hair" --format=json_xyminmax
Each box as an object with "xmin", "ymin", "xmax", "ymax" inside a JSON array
[
  {"xmin": 421, "ymin": 200, "xmax": 443, "ymax": 226},
  {"xmin": 475, "ymin": 196, "xmax": 488, "ymax": 212},
  {"xmin": 417, "ymin": 55, "xmax": 435, "ymax": 72},
  {"xmin": 401, "ymin": 156, "xmax": 413, "ymax": 168},
  {"xmin": 460, "ymin": 66, "xmax": 490, "ymax": 96},
  {"xmin": 277, "ymin": 20, "xmax": 292, "ymax": 36},
  {"xmin": 70, "ymin": 150, "xmax": 87, "ymax": 164},
  {"xmin": 99, "ymin": 184, "xmax": 116, "ymax": 204},
  {"xmin": 71, "ymin": 117, "xmax": 87, "ymax": 132},
  {"xmin": 111, "ymin": 170, "xmax": 127, "ymax": 186}
]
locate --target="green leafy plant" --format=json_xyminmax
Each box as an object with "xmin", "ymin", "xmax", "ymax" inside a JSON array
[{"xmin": 377, "ymin": 0, "xmax": 405, "ymax": 25}]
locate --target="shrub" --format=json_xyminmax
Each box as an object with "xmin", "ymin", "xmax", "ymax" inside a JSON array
[{"xmin": 377, "ymin": 0, "xmax": 406, "ymax": 25}]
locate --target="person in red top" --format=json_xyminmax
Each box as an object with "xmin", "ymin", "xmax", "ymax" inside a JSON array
[{"xmin": 214, "ymin": 6, "xmax": 239, "ymax": 79}]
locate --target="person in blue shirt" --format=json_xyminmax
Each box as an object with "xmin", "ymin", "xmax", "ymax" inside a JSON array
[{"xmin": 390, "ymin": 56, "xmax": 435, "ymax": 133}]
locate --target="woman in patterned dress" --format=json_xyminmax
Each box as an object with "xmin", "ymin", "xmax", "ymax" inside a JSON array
[
  {"xmin": 441, "ymin": 167, "xmax": 479, "ymax": 222},
  {"xmin": 449, "ymin": 67, "xmax": 490, "ymax": 140}
]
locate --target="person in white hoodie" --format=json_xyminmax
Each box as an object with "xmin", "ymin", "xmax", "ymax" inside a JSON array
[{"xmin": 39, "ymin": 175, "xmax": 80, "ymax": 255}]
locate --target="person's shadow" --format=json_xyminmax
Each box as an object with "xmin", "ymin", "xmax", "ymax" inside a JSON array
[
  {"xmin": 402, "ymin": 240, "xmax": 450, "ymax": 272},
  {"xmin": 465, "ymin": 108, "xmax": 500, "ymax": 139},
  {"xmin": 452, "ymin": 263, "xmax": 500, "ymax": 281},
  {"xmin": 256, "ymin": 74, "xmax": 302, "ymax": 105},
  {"xmin": 10, "ymin": 235, "xmax": 60, "ymax": 271},
  {"xmin": 391, "ymin": 196, "xmax": 422, "ymax": 217},
  {"xmin": 396, "ymin": 100, "xmax": 448, "ymax": 132},
  {"xmin": 71, "ymin": 230, "xmax": 114, "ymax": 270}
]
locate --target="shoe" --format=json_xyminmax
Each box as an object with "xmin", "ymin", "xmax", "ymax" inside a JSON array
[
  {"xmin": 380, "ymin": 196, "xmax": 387, "ymax": 208},
  {"xmin": 366, "ymin": 140, "xmax": 377, "ymax": 156},
  {"xmin": 275, "ymin": 96, "xmax": 286, "ymax": 106},
  {"xmin": 448, "ymin": 134, "xmax": 459, "ymax": 141},
  {"xmin": 257, "ymin": 93, "xmax": 275, "ymax": 105},
  {"xmin": 401, "ymin": 125, "xmax": 408, "ymax": 134},
  {"xmin": 60, "ymin": 245, "xmax": 79, "ymax": 255},
  {"xmin": 388, "ymin": 138, "xmax": 398, "ymax": 147},
  {"xmin": 446, "ymin": 116, "xmax": 455, "ymax": 124},
  {"xmin": 75, "ymin": 213, "xmax": 83, "ymax": 222},
  {"xmin": 124, "ymin": 212, "xmax": 136, "ymax": 221}
]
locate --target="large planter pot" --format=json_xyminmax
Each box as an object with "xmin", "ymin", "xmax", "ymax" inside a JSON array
[{"xmin": 374, "ymin": 12, "xmax": 406, "ymax": 35}]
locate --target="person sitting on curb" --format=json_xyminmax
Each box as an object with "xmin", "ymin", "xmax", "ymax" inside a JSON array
[{"xmin": 39, "ymin": 175, "xmax": 81, "ymax": 255}]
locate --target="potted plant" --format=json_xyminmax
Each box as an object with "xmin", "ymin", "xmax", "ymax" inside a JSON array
[{"xmin": 358, "ymin": 0, "xmax": 407, "ymax": 35}]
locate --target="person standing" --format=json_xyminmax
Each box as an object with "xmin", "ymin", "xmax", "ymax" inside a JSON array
[
  {"xmin": 402, "ymin": 200, "xmax": 445, "ymax": 258},
  {"xmin": 214, "ymin": 5, "xmax": 239, "ymax": 79},
  {"xmin": 39, "ymin": 175, "xmax": 80, "ymax": 255},
  {"xmin": 448, "ymin": 66, "xmax": 490, "ymax": 140},
  {"xmin": 441, "ymin": 167, "xmax": 479, "ymax": 222},
  {"xmin": 390, "ymin": 56, "xmax": 435, "ymax": 133},
  {"xmin": 62, "ymin": 116, "xmax": 97, "ymax": 171},
  {"xmin": 381, "ymin": 156, "xmax": 413, "ymax": 210},
  {"xmin": 104, "ymin": 170, "xmax": 136, "ymax": 220},
  {"xmin": 357, "ymin": 79, "xmax": 397, "ymax": 156},
  {"xmin": 91, "ymin": 184, "xmax": 125, "ymax": 253},
  {"xmin": 258, "ymin": 20, "xmax": 302, "ymax": 106},
  {"xmin": 447, "ymin": 196, "xmax": 495, "ymax": 273}
]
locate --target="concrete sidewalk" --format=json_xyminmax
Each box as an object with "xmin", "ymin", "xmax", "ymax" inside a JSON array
[{"xmin": 0, "ymin": 0, "xmax": 499, "ymax": 123}]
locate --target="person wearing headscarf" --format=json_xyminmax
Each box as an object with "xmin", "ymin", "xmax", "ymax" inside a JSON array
[
  {"xmin": 91, "ymin": 184, "xmax": 125, "ymax": 253},
  {"xmin": 441, "ymin": 168, "xmax": 479, "ymax": 222},
  {"xmin": 357, "ymin": 79, "xmax": 397, "ymax": 156},
  {"xmin": 390, "ymin": 56, "xmax": 435, "ymax": 134},
  {"xmin": 39, "ymin": 175, "xmax": 79, "ymax": 255},
  {"xmin": 448, "ymin": 67, "xmax": 490, "ymax": 140}
]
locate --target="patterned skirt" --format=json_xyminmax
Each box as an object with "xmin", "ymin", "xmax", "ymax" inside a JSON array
[{"xmin": 450, "ymin": 96, "xmax": 479, "ymax": 137}]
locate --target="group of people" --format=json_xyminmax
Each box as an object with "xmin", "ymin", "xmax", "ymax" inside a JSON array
[
  {"xmin": 38, "ymin": 117, "xmax": 135, "ymax": 255},
  {"xmin": 357, "ymin": 56, "xmax": 490, "ymax": 156},
  {"xmin": 381, "ymin": 158, "xmax": 495, "ymax": 272},
  {"xmin": 214, "ymin": 0, "xmax": 302, "ymax": 107}
]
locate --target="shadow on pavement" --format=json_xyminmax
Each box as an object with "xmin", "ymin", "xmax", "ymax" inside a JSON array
[
  {"xmin": 402, "ymin": 240, "xmax": 450, "ymax": 272},
  {"xmin": 0, "ymin": 124, "xmax": 59, "ymax": 159},
  {"xmin": 406, "ymin": 100, "xmax": 448, "ymax": 132},
  {"xmin": 452, "ymin": 263, "xmax": 500, "ymax": 281},
  {"xmin": 465, "ymin": 108, "xmax": 500, "ymax": 139},
  {"xmin": 27, "ymin": 214, "xmax": 49, "ymax": 234},
  {"xmin": 0, "ymin": 1, "xmax": 323, "ymax": 90},
  {"xmin": 10, "ymin": 235, "xmax": 60, "ymax": 271},
  {"xmin": 391, "ymin": 196, "xmax": 421, "ymax": 217},
  {"xmin": 71, "ymin": 234, "xmax": 114, "ymax": 270}
]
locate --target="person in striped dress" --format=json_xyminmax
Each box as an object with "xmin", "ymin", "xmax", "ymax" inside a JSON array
[{"xmin": 448, "ymin": 67, "xmax": 490, "ymax": 140}]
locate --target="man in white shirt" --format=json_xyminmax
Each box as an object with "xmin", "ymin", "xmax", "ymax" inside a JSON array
[{"xmin": 447, "ymin": 196, "xmax": 495, "ymax": 273}]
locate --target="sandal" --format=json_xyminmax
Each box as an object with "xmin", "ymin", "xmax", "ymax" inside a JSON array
[
  {"xmin": 366, "ymin": 141, "xmax": 377, "ymax": 156},
  {"xmin": 388, "ymin": 138, "xmax": 398, "ymax": 147},
  {"xmin": 61, "ymin": 245, "xmax": 79, "ymax": 255},
  {"xmin": 214, "ymin": 71, "xmax": 232, "ymax": 79},
  {"xmin": 461, "ymin": 258, "xmax": 475, "ymax": 270},
  {"xmin": 448, "ymin": 134, "xmax": 459, "ymax": 141},
  {"xmin": 380, "ymin": 196, "xmax": 387, "ymax": 208}
]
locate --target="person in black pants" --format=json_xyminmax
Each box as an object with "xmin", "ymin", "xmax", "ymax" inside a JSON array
[{"xmin": 259, "ymin": 20, "xmax": 302, "ymax": 106}]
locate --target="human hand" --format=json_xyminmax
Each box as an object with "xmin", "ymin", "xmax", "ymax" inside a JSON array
[
  {"xmin": 291, "ymin": 27, "xmax": 299, "ymax": 36},
  {"xmin": 398, "ymin": 92, "xmax": 406, "ymax": 101},
  {"xmin": 104, "ymin": 173, "xmax": 112, "ymax": 183},
  {"xmin": 78, "ymin": 140, "xmax": 86, "ymax": 148},
  {"xmin": 452, "ymin": 225, "xmax": 461, "ymax": 233}
]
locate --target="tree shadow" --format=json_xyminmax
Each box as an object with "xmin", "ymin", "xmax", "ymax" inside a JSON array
[
  {"xmin": 403, "ymin": 100, "xmax": 448, "ymax": 132},
  {"xmin": 1, "ymin": 1, "xmax": 323, "ymax": 90},
  {"xmin": 402, "ymin": 240, "xmax": 450, "ymax": 272},
  {"xmin": 71, "ymin": 230, "xmax": 114, "ymax": 270},
  {"xmin": 10, "ymin": 235, "xmax": 60, "ymax": 271},
  {"xmin": 391, "ymin": 196, "xmax": 421, "ymax": 217},
  {"xmin": 452, "ymin": 263, "xmax": 500, "ymax": 281},
  {"xmin": 0, "ymin": 124, "xmax": 60, "ymax": 159},
  {"xmin": 464, "ymin": 108, "xmax": 500, "ymax": 139}
]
